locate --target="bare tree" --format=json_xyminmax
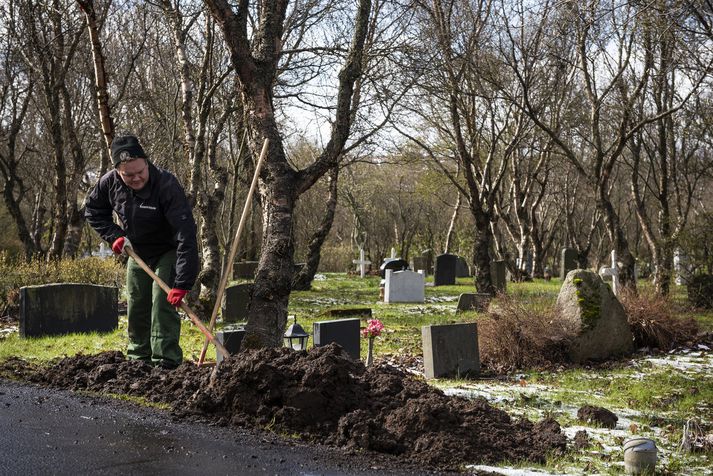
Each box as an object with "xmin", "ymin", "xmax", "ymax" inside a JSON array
[{"xmin": 205, "ymin": 0, "xmax": 372, "ymax": 347}]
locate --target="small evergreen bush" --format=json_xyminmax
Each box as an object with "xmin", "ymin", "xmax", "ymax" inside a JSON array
[
  {"xmin": 687, "ymin": 274, "xmax": 713, "ymax": 309},
  {"xmin": 0, "ymin": 252, "xmax": 124, "ymax": 318}
]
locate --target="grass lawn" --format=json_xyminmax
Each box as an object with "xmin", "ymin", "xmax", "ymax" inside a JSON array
[{"xmin": 1, "ymin": 273, "xmax": 711, "ymax": 474}]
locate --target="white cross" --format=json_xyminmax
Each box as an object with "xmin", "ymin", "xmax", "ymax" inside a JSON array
[
  {"xmin": 598, "ymin": 250, "xmax": 619, "ymax": 296},
  {"xmin": 92, "ymin": 242, "xmax": 114, "ymax": 259},
  {"xmin": 352, "ymin": 248, "xmax": 371, "ymax": 278},
  {"xmin": 390, "ymin": 247, "xmax": 397, "ymax": 259}
]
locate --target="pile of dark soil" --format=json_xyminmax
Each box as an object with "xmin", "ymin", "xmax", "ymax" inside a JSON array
[{"xmin": 1, "ymin": 344, "xmax": 567, "ymax": 471}]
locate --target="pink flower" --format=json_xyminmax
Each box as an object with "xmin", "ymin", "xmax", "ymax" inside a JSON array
[{"xmin": 362, "ymin": 319, "xmax": 384, "ymax": 338}]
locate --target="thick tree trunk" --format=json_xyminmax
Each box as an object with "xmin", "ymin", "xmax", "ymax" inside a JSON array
[
  {"xmin": 292, "ymin": 167, "xmax": 339, "ymax": 290},
  {"xmin": 471, "ymin": 206, "xmax": 494, "ymax": 295},
  {"xmin": 244, "ymin": 136, "xmax": 296, "ymax": 348}
]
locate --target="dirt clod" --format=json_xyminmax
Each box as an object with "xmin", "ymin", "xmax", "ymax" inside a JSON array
[
  {"xmin": 577, "ymin": 405, "xmax": 618, "ymax": 429},
  {"xmin": 2, "ymin": 344, "xmax": 567, "ymax": 470}
]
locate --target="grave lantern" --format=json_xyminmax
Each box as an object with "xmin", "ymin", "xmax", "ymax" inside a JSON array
[{"xmin": 283, "ymin": 315, "xmax": 309, "ymax": 351}]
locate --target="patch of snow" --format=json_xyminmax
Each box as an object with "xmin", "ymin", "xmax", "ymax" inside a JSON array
[{"xmin": 466, "ymin": 465, "xmax": 580, "ymax": 475}]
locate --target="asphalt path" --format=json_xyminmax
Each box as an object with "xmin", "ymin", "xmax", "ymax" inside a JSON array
[{"xmin": 0, "ymin": 379, "xmax": 443, "ymax": 476}]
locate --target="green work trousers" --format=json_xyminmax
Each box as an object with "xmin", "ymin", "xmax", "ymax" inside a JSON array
[{"xmin": 126, "ymin": 249, "xmax": 183, "ymax": 367}]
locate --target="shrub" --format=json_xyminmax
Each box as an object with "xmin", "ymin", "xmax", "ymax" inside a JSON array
[
  {"xmin": 478, "ymin": 293, "xmax": 577, "ymax": 373},
  {"xmin": 620, "ymin": 289, "xmax": 700, "ymax": 351},
  {"xmin": 0, "ymin": 252, "xmax": 124, "ymax": 319}
]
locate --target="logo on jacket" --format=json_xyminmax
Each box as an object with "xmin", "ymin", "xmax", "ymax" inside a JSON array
[{"xmin": 139, "ymin": 204, "xmax": 157, "ymax": 211}]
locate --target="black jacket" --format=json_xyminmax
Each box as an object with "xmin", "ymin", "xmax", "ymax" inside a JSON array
[{"xmin": 84, "ymin": 161, "xmax": 199, "ymax": 290}]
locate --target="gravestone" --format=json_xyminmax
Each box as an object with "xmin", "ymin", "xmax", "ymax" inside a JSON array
[
  {"xmin": 313, "ymin": 318, "xmax": 361, "ymax": 360},
  {"xmin": 422, "ymin": 249, "xmax": 434, "ymax": 274},
  {"xmin": 222, "ymin": 283, "xmax": 253, "ymax": 323},
  {"xmin": 557, "ymin": 269, "xmax": 634, "ymax": 363},
  {"xmin": 560, "ymin": 248, "xmax": 578, "ymax": 280},
  {"xmin": 20, "ymin": 283, "xmax": 118, "ymax": 338},
  {"xmin": 411, "ymin": 256, "xmax": 428, "ymax": 275},
  {"xmin": 352, "ymin": 248, "xmax": 372, "ymax": 278},
  {"xmin": 216, "ymin": 327, "xmax": 246, "ymax": 364},
  {"xmin": 422, "ymin": 323, "xmax": 480, "ymax": 379},
  {"xmin": 233, "ymin": 261, "xmax": 259, "ymax": 280},
  {"xmin": 517, "ymin": 252, "xmax": 533, "ymax": 276},
  {"xmin": 384, "ymin": 269, "xmax": 425, "ymax": 303},
  {"xmin": 490, "ymin": 260, "xmax": 507, "ymax": 293},
  {"xmin": 455, "ymin": 256, "xmax": 470, "ymax": 278},
  {"xmin": 379, "ymin": 258, "xmax": 409, "ymax": 279},
  {"xmin": 322, "ymin": 307, "xmax": 372, "ymax": 319},
  {"xmin": 91, "ymin": 242, "xmax": 113, "ymax": 259},
  {"xmin": 434, "ymin": 253, "xmax": 457, "ymax": 286},
  {"xmin": 598, "ymin": 250, "xmax": 620, "ymax": 296},
  {"xmin": 456, "ymin": 293, "xmax": 491, "ymax": 312}
]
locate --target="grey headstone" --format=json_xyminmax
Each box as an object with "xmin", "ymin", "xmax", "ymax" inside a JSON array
[
  {"xmin": 455, "ymin": 256, "xmax": 470, "ymax": 277},
  {"xmin": 20, "ymin": 283, "xmax": 118, "ymax": 338},
  {"xmin": 557, "ymin": 269, "xmax": 634, "ymax": 363},
  {"xmin": 313, "ymin": 318, "xmax": 361, "ymax": 360},
  {"xmin": 411, "ymin": 256, "xmax": 428, "ymax": 275},
  {"xmin": 384, "ymin": 269, "xmax": 424, "ymax": 303},
  {"xmin": 222, "ymin": 283, "xmax": 253, "ymax": 323},
  {"xmin": 422, "ymin": 323, "xmax": 480, "ymax": 379},
  {"xmin": 216, "ymin": 327, "xmax": 246, "ymax": 364},
  {"xmin": 434, "ymin": 253, "xmax": 457, "ymax": 286},
  {"xmin": 560, "ymin": 248, "xmax": 578, "ymax": 280},
  {"xmin": 233, "ymin": 261, "xmax": 259, "ymax": 280},
  {"xmin": 490, "ymin": 260, "xmax": 507, "ymax": 293},
  {"xmin": 456, "ymin": 293, "xmax": 491, "ymax": 312}
]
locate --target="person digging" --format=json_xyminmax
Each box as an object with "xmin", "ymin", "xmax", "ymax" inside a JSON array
[{"xmin": 84, "ymin": 134, "xmax": 199, "ymax": 369}]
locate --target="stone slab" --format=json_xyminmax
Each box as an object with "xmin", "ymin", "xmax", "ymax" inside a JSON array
[
  {"xmin": 384, "ymin": 269, "xmax": 424, "ymax": 303},
  {"xmin": 434, "ymin": 253, "xmax": 457, "ymax": 286},
  {"xmin": 455, "ymin": 256, "xmax": 470, "ymax": 277},
  {"xmin": 422, "ymin": 323, "xmax": 480, "ymax": 379},
  {"xmin": 233, "ymin": 261, "xmax": 259, "ymax": 280},
  {"xmin": 560, "ymin": 248, "xmax": 578, "ymax": 280},
  {"xmin": 216, "ymin": 328, "xmax": 246, "ymax": 364},
  {"xmin": 490, "ymin": 260, "xmax": 507, "ymax": 293},
  {"xmin": 20, "ymin": 283, "xmax": 118, "ymax": 338},
  {"xmin": 313, "ymin": 318, "xmax": 361, "ymax": 360},
  {"xmin": 222, "ymin": 283, "xmax": 253, "ymax": 323},
  {"xmin": 322, "ymin": 308, "xmax": 372, "ymax": 319}
]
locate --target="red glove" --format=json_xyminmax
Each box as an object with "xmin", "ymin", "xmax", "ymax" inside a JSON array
[
  {"xmin": 167, "ymin": 288, "xmax": 189, "ymax": 307},
  {"xmin": 111, "ymin": 236, "xmax": 130, "ymax": 255}
]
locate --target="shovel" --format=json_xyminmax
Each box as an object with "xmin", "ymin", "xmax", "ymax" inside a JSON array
[{"xmin": 123, "ymin": 245, "xmax": 230, "ymax": 361}]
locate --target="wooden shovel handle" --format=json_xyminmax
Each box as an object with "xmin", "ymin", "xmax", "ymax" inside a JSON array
[{"xmin": 124, "ymin": 246, "xmax": 230, "ymax": 361}]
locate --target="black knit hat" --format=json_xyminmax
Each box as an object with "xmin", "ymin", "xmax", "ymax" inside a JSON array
[{"xmin": 111, "ymin": 135, "xmax": 147, "ymax": 167}]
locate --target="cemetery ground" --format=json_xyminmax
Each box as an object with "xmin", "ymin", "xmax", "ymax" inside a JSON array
[{"xmin": 1, "ymin": 274, "xmax": 712, "ymax": 474}]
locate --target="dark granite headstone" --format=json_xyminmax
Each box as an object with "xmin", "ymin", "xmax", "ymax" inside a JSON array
[
  {"xmin": 222, "ymin": 283, "xmax": 253, "ymax": 323},
  {"xmin": 412, "ymin": 256, "xmax": 428, "ymax": 275},
  {"xmin": 456, "ymin": 293, "xmax": 491, "ymax": 312},
  {"xmin": 379, "ymin": 258, "xmax": 409, "ymax": 279},
  {"xmin": 216, "ymin": 327, "xmax": 246, "ymax": 364},
  {"xmin": 490, "ymin": 260, "xmax": 507, "ymax": 293},
  {"xmin": 560, "ymin": 248, "xmax": 578, "ymax": 280},
  {"xmin": 233, "ymin": 261, "xmax": 259, "ymax": 280},
  {"xmin": 422, "ymin": 323, "xmax": 480, "ymax": 379},
  {"xmin": 455, "ymin": 256, "xmax": 470, "ymax": 278},
  {"xmin": 313, "ymin": 318, "xmax": 361, "ymax": 360},
  {"xmin": 422, "ymin": 249, "xmax": 434, "ymax": 274},
  {"xmin": 434, "ymin": 253, "xmax": 457, "ymax": 286},
  {"xmin": 20, "ymin": 283, "xmax": 118, "ymax": 338}
]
